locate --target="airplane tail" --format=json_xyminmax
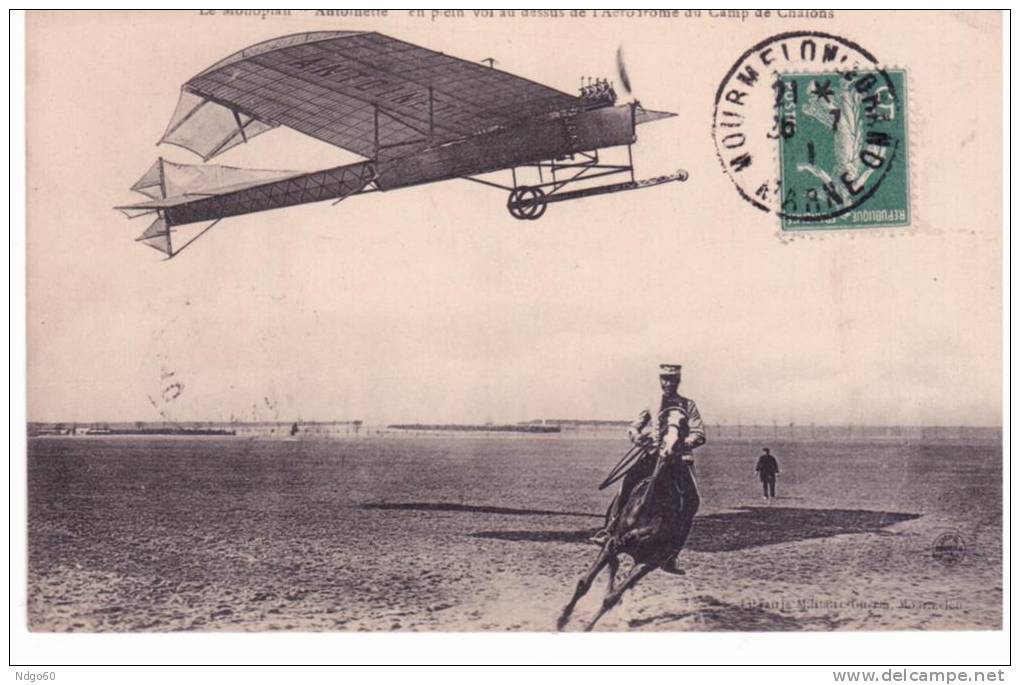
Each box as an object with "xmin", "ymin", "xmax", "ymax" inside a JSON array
[{"xmin": 117, "ymin": 158, "xmax": 377, "ymax": 258}]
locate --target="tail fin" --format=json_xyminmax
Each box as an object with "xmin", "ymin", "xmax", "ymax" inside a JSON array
[{"xmin": 136, "ymin": 217, "xmax": 172, "ymax": 256}]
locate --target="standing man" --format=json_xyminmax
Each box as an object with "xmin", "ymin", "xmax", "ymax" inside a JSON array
[
  {"xmin": 591, "ymin": 363, "xmax": 706, "ymax": 575},
  {"xmin": 755, "ymin": 447, "xmax": 780, "ymax": 500}
]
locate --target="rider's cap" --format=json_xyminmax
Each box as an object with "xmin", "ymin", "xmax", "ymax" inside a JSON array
[{"xmin": 659, "ymin": 363, "xmax": 682, "ymax": 378}]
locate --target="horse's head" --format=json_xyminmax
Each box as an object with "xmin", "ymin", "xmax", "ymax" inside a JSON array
[{"xmin": 650, "ymin": 407, "xmax": 690, "ymax": 478}]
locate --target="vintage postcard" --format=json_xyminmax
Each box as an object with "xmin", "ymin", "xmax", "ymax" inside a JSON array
[{"xmin": 21, "ymin": 9, "xmax": 1003, "ymax": 645}]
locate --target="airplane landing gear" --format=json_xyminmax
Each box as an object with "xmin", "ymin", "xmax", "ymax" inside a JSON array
[{"xmin": 507, "ymin": 186, "xmax": 547, "ymax": 220}]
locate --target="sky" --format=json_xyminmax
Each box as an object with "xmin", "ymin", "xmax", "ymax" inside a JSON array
[{"xmin": 25, "ymin": 11, "xmax": 1003, "ymax": 426}]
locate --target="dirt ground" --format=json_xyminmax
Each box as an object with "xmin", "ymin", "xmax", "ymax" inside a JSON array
[{"xmin": 27, "ymin": 434, "xmax": 1002, "ymax": 632}]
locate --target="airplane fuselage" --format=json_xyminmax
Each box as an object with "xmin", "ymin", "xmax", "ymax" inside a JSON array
[{"xmin": 162, "ymin": 104, "xmax": 637, "ymax": 228}]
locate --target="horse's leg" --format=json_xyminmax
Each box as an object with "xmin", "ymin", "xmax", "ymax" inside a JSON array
[
  {"xmin": 557, "ymin": 546, "xmax": 613, "ymax": 630},
  {"xmin": 605, "ymin": 553, "xmax": 620, "ymax": 592},
  {"xmin": 584, "ymin": 562, "xmax": 656, "ymax": 632}
]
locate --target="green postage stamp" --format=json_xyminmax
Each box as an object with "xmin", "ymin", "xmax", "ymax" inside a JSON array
[
  {"xmin": 713, "ymin": 32, "xmax": 912, "ymax": 231},
  {"xmin": 777, "ymin": 70, "xmax": 910, "ymax": 230}
]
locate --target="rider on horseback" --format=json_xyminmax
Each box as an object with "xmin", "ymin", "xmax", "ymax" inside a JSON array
[{"xmin": 590, "ymin": 363, "xmax": 706, "ymax": 574}]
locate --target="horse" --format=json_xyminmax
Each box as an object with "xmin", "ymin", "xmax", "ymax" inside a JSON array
[{"xmin": 557, "ymin": 415, "xmax": 695, "ymax": 631}]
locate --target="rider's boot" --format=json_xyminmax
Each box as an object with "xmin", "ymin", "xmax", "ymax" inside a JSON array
[
  {"xmin": 588, "ymin": 498, "xmax": 623, "ymax": 545},
  {"xmin": 660, "ymin": 553, "xmax": 686, "ymax": 575}
]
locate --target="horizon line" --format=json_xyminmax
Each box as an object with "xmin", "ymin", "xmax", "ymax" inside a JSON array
[{"xmin": 24, "ymin": 419, "xmax": 1005, "ymax": 429}]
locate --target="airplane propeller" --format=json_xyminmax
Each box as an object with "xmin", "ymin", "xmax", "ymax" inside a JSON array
[{"xmin": 616, "ymin": 46, "xmax": 633, "ymax": 96}]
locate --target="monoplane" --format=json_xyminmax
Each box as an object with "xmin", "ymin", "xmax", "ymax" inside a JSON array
[{"xmin": 118, "ymin": 31, "xmax": 685, "ymax": 258}]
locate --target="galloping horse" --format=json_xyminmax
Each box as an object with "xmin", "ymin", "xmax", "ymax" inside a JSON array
[{"xmin": 557, "ymin": 413, "xmax": 693, "ymax": 631}]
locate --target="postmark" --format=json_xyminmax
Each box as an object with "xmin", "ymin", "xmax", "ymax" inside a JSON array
[
  {"xmin": 931, "ymin": 530, "xmax": 967, "ymax": 565},
  {"xmin": 712, "ymin": 32, "xmax": 909, "ymax": 229}
]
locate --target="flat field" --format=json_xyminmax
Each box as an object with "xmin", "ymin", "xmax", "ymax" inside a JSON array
[{"xmin": 27, "ymin": 434, "xmax": 1001, "ymax": 631}]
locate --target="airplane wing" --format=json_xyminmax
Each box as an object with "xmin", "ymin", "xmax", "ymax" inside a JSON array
[{"xmin": 160, "ymin": 31, "xmax": 581, "ymax": 161}]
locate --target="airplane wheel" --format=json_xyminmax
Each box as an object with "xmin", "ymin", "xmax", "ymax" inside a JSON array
[{"xmin": 507, "ymin": 187, "xmax": 547, "ymax": 220}]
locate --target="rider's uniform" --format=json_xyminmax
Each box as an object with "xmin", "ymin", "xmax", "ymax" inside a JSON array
[
  {"xmin": 642, "ymin": 393, "xmax": 706, "ymax": 461},
  {"xmin": 622, "ymin": 392, "xmax": 706, "ymax": 549}
]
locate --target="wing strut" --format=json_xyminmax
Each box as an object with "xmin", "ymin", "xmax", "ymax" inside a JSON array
[{"xmin": 169, "ymin": 219, "xmax": 222, "ymax": 259}]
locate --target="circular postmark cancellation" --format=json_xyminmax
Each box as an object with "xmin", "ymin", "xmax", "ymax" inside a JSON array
[
  {"xmin": 931, "ymin": 530, "xmax": 967, "ymax": 565},
  {"xmin": 712, "ymin": 32, "xmax": 905, "ymax": 225}
]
